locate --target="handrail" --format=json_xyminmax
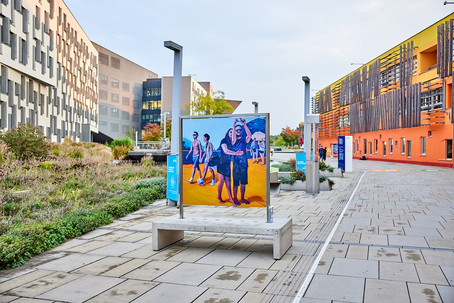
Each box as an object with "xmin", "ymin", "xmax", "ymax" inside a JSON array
[{"xmin": 134, "ymin": 141, "xmax": 170, "ymax": 151}]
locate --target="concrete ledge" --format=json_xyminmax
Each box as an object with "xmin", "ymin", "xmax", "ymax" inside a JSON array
[{"xmin": 152, "ymin": 215, "xmax": 292, "ymax": 259}]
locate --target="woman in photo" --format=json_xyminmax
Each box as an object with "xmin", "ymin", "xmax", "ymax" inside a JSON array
[
  {"xmin": 217, "ymin": 128, "xmax": 243, "ymax": 205},
  {"xmin": 198, "ymin": 133, "xmax": 216, "ymax": 186}
]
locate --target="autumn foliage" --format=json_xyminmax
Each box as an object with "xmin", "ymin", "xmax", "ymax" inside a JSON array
[
  {"xmin": 280, "ymin": 127, "xmax": 301, "ymax": 146},
  {"xmin": 142, "ymin": 123, "xmax": 161, "ymax": 141}
]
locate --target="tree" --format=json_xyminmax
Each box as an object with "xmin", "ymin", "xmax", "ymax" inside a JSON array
[
  {"xmin": 142, "ymin": 123, "xmax": 161, "ymax": 141},
  {"xmin": 185, "ymin": 91, "xmax": 233, "ymax": 115},
  {"xmin": 162, "ymin": 118, "xmax": 172, "ymax": 140},
  {"xmin": 280, "ymin": 126, "xmax": 301, "ymax": 146},
  {"xmin": 0, "ymin": 123, "xmax": 49, "ymax": 160},
  {"xmin": 274, "ymin": 136, "xmax": 286, "ymax": 146}
]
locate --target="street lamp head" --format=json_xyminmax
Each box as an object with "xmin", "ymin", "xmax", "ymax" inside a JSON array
[
  {"xmin": 164, "ymin": 41, "xmax": 183, "ymax": 52},
  {"xmin": 302, "ymin": 76, "xmax": 310, "ymax": 83},
  {"xmin": 252, "ymin": 101, "xmax": 258, "ymax": 106}
]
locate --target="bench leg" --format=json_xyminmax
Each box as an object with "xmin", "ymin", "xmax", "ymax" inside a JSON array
[
  {"xmin": 273, "ymin": 221, "xmax": 293, "ymax": 259},
  {"xmin": 152, "ymin": 228, "xmax": 184, "ymax": 251}
]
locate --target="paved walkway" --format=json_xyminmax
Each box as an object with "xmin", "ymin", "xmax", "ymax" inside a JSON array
[{"xmin": 0, "ymin": 157, "xmax": 453, "ymax": 302}]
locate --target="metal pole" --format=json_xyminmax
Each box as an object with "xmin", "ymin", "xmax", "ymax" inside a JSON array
[
  {"xmin": 303, "ymin": 76, "xmax": 310, "ymax": 161},
  {"xmin": 252, "ymin": 101, "xmax": 258, "ymax": 114}
]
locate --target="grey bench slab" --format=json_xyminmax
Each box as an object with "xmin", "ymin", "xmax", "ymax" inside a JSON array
[{"xmin": 152, "ymin": 215, "xmax": 292, "ymax": 259}]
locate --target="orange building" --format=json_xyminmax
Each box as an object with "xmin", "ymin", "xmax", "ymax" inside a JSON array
[{"xmin": 316, "ymin": 13, "xmax": 454, "ymax": 168}]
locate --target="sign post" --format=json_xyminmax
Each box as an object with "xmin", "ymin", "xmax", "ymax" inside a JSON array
[{"xmin": 338, "ymin": 136, "xmax": 353, "ymax": 172}]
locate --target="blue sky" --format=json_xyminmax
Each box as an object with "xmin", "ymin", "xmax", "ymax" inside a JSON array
[{"xmin": 64, "ymin": 0, "xmax": 452, "ymax": 134}]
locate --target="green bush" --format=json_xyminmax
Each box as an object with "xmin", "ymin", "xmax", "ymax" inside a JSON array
[
  {"xmin": 68, "ymin": 149, "xmax": 84, "ymax": 159},
  {"xmin": 110, "ymin": 137, "xmax": 134, "ymax": 148},
  {"xmin": 40, "ymin": 161, "xmax": 54, "ymax": 170},
  {"xmin": 133, "ymin": 177, "xmax": 166, "ymax": 192},
  {"xmin": 271, "ymin": 163, "xmax": 292, "ymax": 172},
  {"xmin": 319, "ymin": 162, "xmax": 335, "ymax": 172},
  {"xmin": 0, "ymin": 123, "xmax": 49, "ymax": 160},
  {"xmin": 279, "ymin": 176, "xmax": 296, "ymax": 185},
  {"xmin": 291, "ymin": 170, "xmax": 306, "ymax": 182}
]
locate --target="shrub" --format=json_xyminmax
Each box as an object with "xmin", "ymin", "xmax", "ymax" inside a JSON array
[
  {"xmin": 291, "ymin": 170, "xmax": 306, "ymax": 182},
  {"xmin": 288, "ymin": 159, "xmax": 296, "ymax": 171},
  {"xmin": 0, "ymin": 123, "xmax": 49, "ymax": 160},
  {"xmin": 271, "ymin": 163, "xmax": 292, "ymax": 172},
  {"xmin": 279, "ymin": 176, "xmax": 296, "ymax": 185},
  {"xmin": 133, "ymin": 177, "xmax": 166, "ymax": 193},
  {"xmin": 68, "ymin": 148, "xmax": 84, "ymax": 159},
  {"xmin": 113, "ymin": 146, "xmax": 131, "ymax": 160},
  {"xmin": 39, "ymin": 161, "xmax": 54, "ymax": 170},
  {"xmin": 141, "ymin": 155, "xmax": 155, "ymax": 167}
]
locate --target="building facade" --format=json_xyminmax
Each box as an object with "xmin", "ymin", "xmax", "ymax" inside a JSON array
[
  {"xmin": 316, "ymin": 13, "xmax": 454, "ymax": 167},
  {"xmin": 0, "ymin": 0, "xmax": 98, "ymax": 142},
  {"xmin": 94, "ymin": 42, "xmax": 157, "ymax": 140}
]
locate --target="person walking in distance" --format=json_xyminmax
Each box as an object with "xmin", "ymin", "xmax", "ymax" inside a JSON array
[{"xmin": 186, "ymin": 131, "xmax": 203, "ymax": 183}]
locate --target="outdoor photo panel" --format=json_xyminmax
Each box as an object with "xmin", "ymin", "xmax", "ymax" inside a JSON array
[{"xmin": 181, "ymin": 114, "xmax": 268, "ymax": 207}]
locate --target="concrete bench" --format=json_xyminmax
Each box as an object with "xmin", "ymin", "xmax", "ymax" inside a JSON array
[
  {"xmin": 270, "ymin": 171, "xmax": 281, "ymax": 194},
  {"xmin": 152, "ymin": 215, "xmax": 293, "ymax": 259}
]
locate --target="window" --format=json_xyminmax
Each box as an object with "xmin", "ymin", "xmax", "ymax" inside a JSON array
[
  {"xmin": 447, "ymin": 139, "xmax": 453, "ymax": 159},
  {"xmin": 368, "ymin": 142, "xmax": 372, "ymax": 156},
  {"xmin": 142, "ymin": 100, "xmax": 161, "ymax": 110},
  {"xmin": 421, "ymin": 136, "xmax": 426, "ymax": 155},
  {"xmin": 122, "ymin": 82, "xmax": 129, "ymax": 92},
  {"xmin": 144, "ymin": 87, "xmax": 161, "ymax": 97},
  {"xmin": 99, "ymin": 90, "xmax": 107, "ymax": 100},
  {"xmin": 383, "ymin": 142, "xmax": 386, "ymax": 155},
  {"xmin": 401, "ymin": 138, "xmax": 405, "ymax": 155},
  {"xmin": 132, "ymin": 114, "xmax": 139, "ymax": 122},
  {"xmin": 99, "ymin": 74, "xmax": 108, "ymax": 85},
  {"xmin": 99, "ymin": 120, "xmax": 107, "ymax": 126},
  {"xmin": 111, "ymin": 78, "xmax": 119, "ymax": 88},
  {"xmin": 111, "ymin": 108, "xmax": 119, "ymax": 118},
  {"xmin": 407, "ymin": 140, "xmax": 412, "ymax": 158},
  {"xmin": 356, "ymin": 140, "xmax": 359, "ymax": 154},
  {"xmin": 99, "ymin": 53, "xmax": 109, "ymax": 65},
  {"xmin": 111, "ymin": 57, "xmax": 120, "ymax": 69},
  {"xmin": 134, "ymin": 101, "xmax": 140, "ymax": 109},
  {"xmin": 122, "ymin": 111, "xmax": 129, "ymax": 120},
  {"xmin": 363, "ymin": 139, "xmax": 367, "ymax": 155},
  {"xmin": 100, "ymin": 105, "xmax": 108, "ymax": 115},
  {"xmin": 111, "ymin": 123, "xmax": 119, "ymax": 132},
  {"xmin": 389, "ymin": 138, "xmax": 393, "ymax": 154},
  {"xmin": 111, "ymin": 93, "xmax": 119, "ymax": 103},
  {"xmin": 374, "ymin": 139, "xmax": 378, "ymax": 154}
]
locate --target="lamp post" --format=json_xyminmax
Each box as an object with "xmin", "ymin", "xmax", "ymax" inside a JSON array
[
  {"xmin": 164, "ymin": 41, "xmax": 183, "ymax": 155},
  {"xmin": 164, "ymin": 41, "xmax": 183, "ymax": 207},
  {"xmin": 160, "ymin": 112, "xmax": 168, "ymax": 140},
  {"xmin": 252, "ymin": 101, "xmax": 258, "ymax": 114}
]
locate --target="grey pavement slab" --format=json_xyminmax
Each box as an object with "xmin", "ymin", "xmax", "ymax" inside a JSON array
[
  {"xmin": 415, "ymin": 264, "xmax": 449, "ymax": 285},
  {"xmin": 66, "ymin": 240, "xmax": 113, "ymax": 253},
  {"xmin": 237, "ymin": 269, "xmax": 278, "ymax": 292},
  {"xmin": 441, "ymin": 266, "xmax": 454, "ymax": 285},
  {"xmin": 85, "ymin": 279, "xmax": 158, "ymax": 303},
  {"xmin": 37, "ymin": 254, "xmax": 105, "ymax": 272},
  {"xmin": 346, "ymin": 245, "xmax": 368, "ymax": 259},
  {"xmin": 364, "ymin": 279, "xmax": 409, "ymax": 303},
  {"xmin": 130, "ymin": 283, "xmax": 206, "ymax": 303},
  {"xmin": 196, "ymin": 249, "xmax": 250, "ymax": 266},
  {"xmin": 88, "ymin": 242, "xmax": 146, "ymax": 256},
  {"xmin": 400, "ymin": 249, "xmax": 425, "ymax": 264},
  {"xmin": 403, "ymin": 227, "xmax": 441, "ymax": 238},
  {"xmin": 192, "ymin": 288, "xmax": 246, "ymax": 303},
  {"xmin": 422, "ymin": 250, "xmax": 454, "ymax": 266},
  {"xmin": 1, "ymin": 298, "xmax": 52, "ymax": 303},
  {"xmin": 123, "ymin": 260, "xmax": 180, "ymax": 281},
  {"xmin": 304, "ymin": 274, "xmax": 365, "ymax": 302},
  {"xmin": 408, "ymin": 283, "xmax": 442, "ymax": 303},
  {"xmin": 368, "ymin": 246, "xmax": 401, "ymax": 262},
  {"xmin": 437, "ymin": 285, "xmax": 454, "ymax": 303},
  {"xmin": 166, "ymin": 247, "xmax": 213, "ymax": 263},
  {"xmin": 101, "ymin": 258, "xmax": 150, "ymax": 277},
  {"xmin": 200, "ymin": 266, "xmax": 255, "ymax": 290},
  {"xmin": 154, "ymin": 262, "xmax": 222, "ymax": 286},
  {"xmin": 5, "ymin": 272, "xmax": 82, "ymax": 297},
  {"xmin": 0, "ymin": 270, "xmax": 53, "ymax": 293},
  {"xmin": 425, "ymin": 238, "xmax": 454, "ymax": 249},
  {"xmin": 72, "ymin": 256, "xmax": 132, "ymax": 275},
  {"xmin": 236, "ymin": 252, "xmax": 276, "ymax": 269},
  {"xmin": 36, "ymin": 275, "xmax": 123, "ymax": 303},
  {"xmin": 379, "ymin": 261, "xmax": 419, "ymax": 282},
  {"xmin": 388, "ymin": 235, "xmax": 428, "ymax": 247},
  {"xmin": 238, "ymin": 291, "xmax": 269, "ymax": 303},
  {"xmin": 329, "ymin": 257, "xmax": 378, "ymax": 278}
]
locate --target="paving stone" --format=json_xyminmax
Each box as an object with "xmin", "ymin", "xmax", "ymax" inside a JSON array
[
  {"xmin": 304, "ymin": 274, "xmax": 364, "ymax": 302},
  {"xmin": 37, "ymin": 254, "xmax": 105, "ymax": 272},
  {"xmin": 270, "ymin": 254, "xmax": 301, "ymax": 271},
  {"xmin": 36, "ymin": 275, "xmax": 123, "ymax": 303},
  {"xmin": 368, "ymin": 247, "xmax": 401, "ymax": 262},
  {"xmin": 440, "ymin": 266, "xmax": 454, "ymax": 285},
  {"xmin": 166, "ymin": 247, "xmax": 213, "ymax": 263},
  {"xmin": 1, "ymin": 299, "xmax": 52, "ymax": 303},
  {"xmin": 364, "ymin": 279, "xmax": 409, "ymax": 303},
  {"xmin": 79, "ymin": 229, "xmax": 113, "ymax": 239},
  {"xmin": 237, "ymin": 269, "xmax": 278, "ymax": 292},
  {"xmin": 66, "ymin": 240, "xmax": 113, "ymax": 253},
  {"xmin": 346, "ymin": 245, "xmax": 368, "ymax": 259},
  {"xmin": 147, "ymin": 245, "xmax": 188, "ymax": 260},
  {"xmin": 85, "ymin": 279, "xmax": 158, "ymax": 303},
  {"xmin": 88, "ymin": 242, "xmax": 146, "ymax": 257},
  {"xmin": 425, "ymin": 238, "xmax": 454, "ymax": 249},
  {"xmin": 6, "ymin": 272, "xmax": 82, "ymax": 298},
  {"xmin": 341, "ymin": 218, "xmax": 371, "ymax": 226},
  {"xmin": 154, "ymin": 262, "xmax": 221, "ymax": 285},
  {"xmin": 436, "ymin": 285, "xmax": 454, "ymax": 303},
  {"xmin": 92, "ymin": 230, "xmax": 134, "ymax": 241},
  {"xmin": 378, "ymin": 226, "xmax": 404, "ymax": 235},
  {"xmin": 196, "ymin": 249, "xmax": 250, "ymax": 267},
  {"xmin": 120, "ymin": 244, "xmax": 159, "ymax": 259},
  {"xmin": 407, "ymin": 283, "xmax": 442, "ymax": 303},
  {"xmin": 238, "ymin": 291, "xmax": 270, "ymax": 303},
  {"xmin": 400, "ymin": 249, "xmax": 425, "ymax": 264},
  {"xmin": 101, "ymin": 258, "xmax": 150, "ymax": 277},
  {"xmin": 323, "ymin": 244, "xmax": 347, "ymax": 257},
  {"xmin": 123, "ymin": 260, "xmax": 180, "ymax": 281},
  {"xmin": 116, "ymin": 232, "xmax": 151, "ymax": 243},
  {"xmin": 314, "ymin": 256, "xmax": 334, "ymax": 275},
  {"xmin": 360, "ymin": 234, "xmax": 388, "ymax": 245},
  {"xmin": 342, "ymin": 232, "xmax": 361, "ymax": 243},
  {"xmin": 130, "ymin": 283, "xmax": 206, "ymax": 303},
  {"xmin": 415, "ymin": 264, "xmax": 449, "ymax": 285},
  {"xmin": 0, "ymin": 294, "xmax": 18, "ymax": 302},
  {"xmin": 0, "ymin": 270, "xmax": 53, "ymax": 293},
  {"xmin": 192, "ymin": 288, "xmax": 246, "ymax": 303},
  {"xmin": 185, "ymin": 236, "xmax": 225, "ymax": 248},
  {"xmin": 227, "ymin": 238, "xmax": 258, "ymax": 251},
  {"xmin": 329, "ymin": 257, "xmax": 378, "ymax": 278},
  {"xmin": 50, "ymin": 239, "xmax": 89, "ymax": 251},
  {"xmin": 422, "ymin": 250, "xmax": 454, "ymax": 266},
  {"xmin": 379, "ymin": 261, "xmax": 419, "ymax": 282},
  {"xmin": 388, "ymin": 235, "xmax": 428, "ymax": 247},
  {"xmin": 200, "ymin": 266, "xmax": 255, "ymax": 289},
  {"xmin": 236, "ymin": 252, "xmax": 276, "ymax": 269},
  {"xmin": 354, "ymin": 225, "xmax": 378, "ymax": 234}
]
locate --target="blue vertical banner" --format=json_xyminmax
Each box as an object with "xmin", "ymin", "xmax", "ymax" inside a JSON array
[
  {"xmin": 296, "ymin": 152, "xmax": 306, "ymax": 173},
  {"xmin": 166, "ymin": 155, "xmax": 178, "ymax": 201},
  {"xmin": 338, "ymin": 136, "xmax": 345, "ymax": 171}
]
